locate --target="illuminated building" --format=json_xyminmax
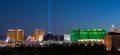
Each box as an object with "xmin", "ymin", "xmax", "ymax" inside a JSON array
[
  {"xmin": 39, "ymin": 35, "xmax": 43, "ymax": 41},
  {"xmin": 34, "ymin": 29, "xmax": 44, "ymax": 41},
  {"xmin": 107, "ymin": 32, "xmax": 120, "ymax": 49},
  {"xmin": 7, "ymin": 29, "xmax": 24, "ymax": 42},
  {"xmin": 64, "ymin": 34, "xmax": 70, "ymax": 41},
  {"xmin": 104, "ymin": 34, "xmax": 112, "ymax": 50},
  {"xmin": 70, "ymin": 28, "xmax": 106, "ymax": 42},
  {"xmin": 27, "ymin": 36, "xmax": 36, "ymax": 41}
]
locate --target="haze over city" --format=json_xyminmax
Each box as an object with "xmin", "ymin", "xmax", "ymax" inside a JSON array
[{"xmin": 0, "ymin": 0, "xmax": 120, "ymax": 36}]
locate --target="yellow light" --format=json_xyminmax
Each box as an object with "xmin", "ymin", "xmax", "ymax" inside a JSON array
[
  {"xmin": 76, "ymin": 28, "xmax": 79, "ymax": 30},
  {"xmin": 87, "ymin": 29, "xmax": 90, "ymax": 31},
  {"xmin": 80, "ymin": 30, "xmax": 84, "ymax": 31},
  {"xmin": 93, "ymin": 29, "xmax": 96, "ymax": 31},
  {"xmin": 98, "ymin": 29, "xmax": 102, "ymax": 31}
]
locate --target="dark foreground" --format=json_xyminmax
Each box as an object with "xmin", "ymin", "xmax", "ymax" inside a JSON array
[{"xmin": 0, "ymin": 43, "xmax": 119, "ymax": 55}]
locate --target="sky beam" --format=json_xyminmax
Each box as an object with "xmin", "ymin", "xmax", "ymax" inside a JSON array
[{"xmin": 48, "ymin": 0, "xmax": 51, "ymax": 33}]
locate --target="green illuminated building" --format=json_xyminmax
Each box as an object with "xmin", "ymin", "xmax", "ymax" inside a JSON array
[{"xmin": 70, "ymin": 28, "xmax": 106, "ymax": 42}]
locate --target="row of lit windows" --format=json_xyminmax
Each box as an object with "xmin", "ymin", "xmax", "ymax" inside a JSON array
[{"xmin": 71, "ymin": 32, "xmax": 106, "ymax": 34}]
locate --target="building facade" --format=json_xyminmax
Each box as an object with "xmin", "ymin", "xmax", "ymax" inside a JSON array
[
  {"xmin": 64, "ymin": 34, "xmax": 70, "ymax": 41},
  {"xmin": 39, "ymin": 35, "xmax": 43, "ymax": 41},
  {"xmin": 70, "ymin": 28, "xmax": 106, "ymax": 42},
  {"xmin": 27, "ymin": 36, "xmax": 37, "ymax": 41},
  {"xmin": 104, "ymin": 34, "xmax": 112, "ymax": 50},
  {"xmin": 7, "ymin": 29, "xmax": 24, "ymax": 42},
  {"xmin": 34, "ymin": 29, "xmax": 44, "ymax": 41},
  {"xmin": 103, "ymin": 25, "xmax": 120, "ymax": 50},
  {"xmin": 104, "ymin": 32, "xmax": 120, "ymax": 50}
]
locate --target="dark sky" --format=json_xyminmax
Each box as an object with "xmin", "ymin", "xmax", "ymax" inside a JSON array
[{"xmin": 0, "ymin": 0, "xmax": 120, "ymax": 36}]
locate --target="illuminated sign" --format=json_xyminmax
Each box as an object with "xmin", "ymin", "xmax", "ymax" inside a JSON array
[{"xmin": 27, "ymin": 36, "xmax": 37, "ymax": 41}]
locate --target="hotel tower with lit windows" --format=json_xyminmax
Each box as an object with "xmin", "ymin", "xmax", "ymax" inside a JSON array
[
  {"xmin": 34, "ymin": 29, "xmax": 44, "ymax": 41},
  {"xmin": 70, "ymin": 28, "xmax": 106, "ymax": 42},
  {"xmin": 7, "ymin": 29, "xmax": 24, "ymax": 42}
]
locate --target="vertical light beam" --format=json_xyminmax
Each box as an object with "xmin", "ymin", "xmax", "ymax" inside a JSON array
[{"xmin": 48, "ymin": 0, "xmax": 51, "ymax": 33}]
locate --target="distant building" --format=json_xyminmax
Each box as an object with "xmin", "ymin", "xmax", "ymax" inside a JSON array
[
  {"xmin": 64, "ymin": 34, "xmax": 70, "ymax": 41},
  {"xmin": 111, "ymin": 24, "xmax": 119, "ymax": 32},
  {"xmin": 27, "ymin": 36, "xmax": 37, "ymax": 41},
  {"xmin": 34, "ymin": 29, "xmax": 44, "ymax": 41},
  {"xmin": 107, "ymin": 32, "xmax": 120, "ymax": 48},
  {"xmin": 104, "ymin": 34, "xmax": 112, "ymax": 50},
  {"xmin": 53, "ymin": 35, "xmax": 64, "ymax": 41},
  {"xmin": 44, "ymin": 33, "xmax": 64, "ymax": 41},
  {"xmin": 44, "ymin": 33, "xmax": 53, "ymax": 41},
  {"xmin": 111, "ymin": 24, "xmax": 116, "ymax": 32},
  {"xmin": 39, "ymin": 35, "xmax": 43, "ymax": 41},
  {"xmin": 7, "ymin": 29, "xmax": 24, "ymax": 42}
]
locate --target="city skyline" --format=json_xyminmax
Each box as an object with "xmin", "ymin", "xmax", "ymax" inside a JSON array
[{"xmin": 0, "ymin": 0, "xmax": 120, "ymax": 36}]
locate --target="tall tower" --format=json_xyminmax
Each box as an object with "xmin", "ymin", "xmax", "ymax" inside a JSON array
[
  {"xmin": 34, "ymin": 29, "xmax": 44, "ymax": 41},
  {"xmin": 7, "ymin": 29, "xmax": 24, "ymax": 42}
]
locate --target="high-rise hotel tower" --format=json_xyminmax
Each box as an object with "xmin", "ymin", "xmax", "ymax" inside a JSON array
[
  {"xmin": 34, "ymin": 29, "xmax": 44, "ymax": 41},
  {"xmin": 7, "ymin": 29, "xmax": 24, "ymax": 42}
]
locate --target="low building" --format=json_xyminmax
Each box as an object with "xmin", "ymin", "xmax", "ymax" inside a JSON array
[
  {"xmin": 105, "ymin": 32, "xmax": 120, "ymax": 50},
  {"xmin": 27, "ymin": 36, "xmax": 37, "ymax": 42},
  {"xmin": 64, "ymin": 34, "xmax": 70, "ymax": 41},
  {"xmin": 53, "ymin": 35, "xmax": 64, "ymax": 41},
  {"xmin": 43, "ymin": 33, "xmax": 64, "ymax": 41}
]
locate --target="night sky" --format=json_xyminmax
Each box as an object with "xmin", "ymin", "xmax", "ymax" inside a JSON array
[{"xmin": 0, "ymin": 0, "xmax": 120, "ymax": 36}]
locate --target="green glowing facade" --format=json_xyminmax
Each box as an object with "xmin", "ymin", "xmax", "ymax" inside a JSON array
[{"xmin": 70, "ymin": 28, "xmax": 106, "ymax": 42}]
